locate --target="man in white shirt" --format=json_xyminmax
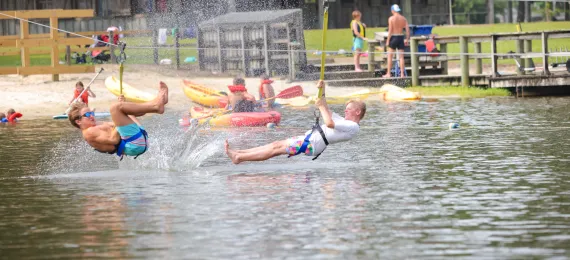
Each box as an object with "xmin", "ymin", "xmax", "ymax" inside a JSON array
[{"xmin": 225, "ymin": 80, "xmax": 366, "ymax": 164}]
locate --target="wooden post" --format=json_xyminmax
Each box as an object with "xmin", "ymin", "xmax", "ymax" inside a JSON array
[
  {"xmin": 440, "ymin": 43, "xmax": 448, "ymax": 75},
  {"xmin": 50, "ymin": 15, "xmax": 60, "ymax": 81},
  {"xmin": 516, "ymin": 39, "xmax": 525, "ymax": 75},
  {"xmin": 241, "ymin": 27, "xmax": 246, "ymax": 75},
  {"xmin": 19, "ymin": 20, "xmax": 30, "ymax": 70},
  {"xmin": 474, "ymin": 42, "xmax": 482, "ymax": 75},
  {"xmin": 491, "ymin": 34, "xmax": 498, "ymax": 77},
  {"xmin": 175, "ymin": 28, "xmax": 180, "ymax": 70},
  {"xmin": 524, "ymin": 39, "xmax": 533, "ymax": 70},
  {"xmin": 216, "ymin": 27, "xmax": 223, "ymax": 72},
  {"xmin": 152, "ymin": 29, "xmax": 159, "ymax": 65},
  {"xmin": 109, "ymin": 30, "xmax": 116, "ymax": 63},
  {"xmin": 263, "ymin": 24, "xmax": 270, "ymax": 76},
  {"xmin": 368, "ymin": 40, "xmax": 376, "ymax": 72},
  {"xmin": 459, "ymin": 36, "xmax": 469, "ymax": 87},
  {"xmin": 541, "ymin": 32, "xmax": 550, "ymax": 75},
  {"xmin": 410, "ymin": 38, "xmax": 419, "ymax": 87},
  {"xmin": 65, "ymin": 32, "xmax": 71, "ymax": 65}
]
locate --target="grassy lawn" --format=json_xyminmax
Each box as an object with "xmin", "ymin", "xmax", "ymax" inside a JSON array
[
  {"xmin": 1, "ymin": 21, "xmax": 569, "ymax": 67},
  {"xmin": 408, "ymin": 86, "xmax": 511, "ymax": 98}
]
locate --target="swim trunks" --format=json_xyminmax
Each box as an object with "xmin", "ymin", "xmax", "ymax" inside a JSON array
[
  {"xmin": 389, "ymin": 35, "xmax": 405, "ymax": 50},
  {"xmin": 353, "ymin": 37, "xmax": 364, "ymax": 51},
  {"xmin": 116, "ymin": 123, "xmax": 148, "ymax": 156},
  {"xmin": 286, "ymin": 136, "xmax": 314, "ymax": 156}
]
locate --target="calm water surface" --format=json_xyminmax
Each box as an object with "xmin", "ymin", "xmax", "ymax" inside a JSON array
[{"xmin": 1, "ymin": 97, "xmax": 569, "ymax": 259}]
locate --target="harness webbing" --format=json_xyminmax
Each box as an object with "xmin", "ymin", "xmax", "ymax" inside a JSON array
[
  {"xmin": 289, "ymin": 114, "xmax": 329, "ymax": 160},
  {"xmin": 116, "ymin": 129, "xmax": 148, "ymax": 160}
]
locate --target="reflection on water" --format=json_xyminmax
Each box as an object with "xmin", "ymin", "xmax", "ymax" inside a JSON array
[{"xmin": 1, "ymin": 97, "xmax": 570, "ymax": 258}]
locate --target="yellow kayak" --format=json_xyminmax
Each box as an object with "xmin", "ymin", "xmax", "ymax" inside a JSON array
[
  {"xmin": 379, "ymin": 84, "xmax": 421, "ymax": 101},
  {"xmin": 278, "ymin": 89, "xmax": 373, "ymax": 107},
  {"xmin": 182, "ymin": 79, "xmax": 228, "ymax": 108},
  {"xmin": 105, "ymin": 76, "xmax": 156, "ymax": 103}
]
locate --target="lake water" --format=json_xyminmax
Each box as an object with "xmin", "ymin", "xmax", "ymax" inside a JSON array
[{"xmin": 1, "ymin": 97, "xmax": 569, "ymax": 259}]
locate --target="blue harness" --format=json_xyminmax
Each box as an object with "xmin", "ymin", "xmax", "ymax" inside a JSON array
[
  {"xmin": 289, "ymin": 117, "xmax": 329, "ymax": 160},
  {"xmin": 95, "ymin": 129, "xmax": 148, "ymax": 160}
]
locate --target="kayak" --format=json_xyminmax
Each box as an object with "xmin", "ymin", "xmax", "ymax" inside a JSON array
[
  {"xmin": 105, "ymin": 76, "xmax": 156, "ymax": 103},
  {"xmin": 182, "ymin": 79, "xmax": 228, "ymax": 108},
  {"xmin": 181, "ymin": 106, "xmax": 281, "ymax": 127},
  {"xmin": 379, "ymin": 84, "xmax": 421, "ymax": 101},
  {"xmin": 53, "ymin": 112, "xmax": 111, "ymax": 120}
]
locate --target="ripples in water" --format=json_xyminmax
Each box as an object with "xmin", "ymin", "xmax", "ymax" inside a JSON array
[{"xmin": 1, "ymin": 97, "xmax": 569, "ymax": 258}]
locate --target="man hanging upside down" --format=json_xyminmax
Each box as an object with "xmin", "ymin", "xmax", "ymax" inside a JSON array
[
  {"xmin": 67, "ymin": 82, "xmax": 169, "ymax": 159},
  {"xmin": 225, "ymin": 80, "xmax": 366, "ymax": 164}
]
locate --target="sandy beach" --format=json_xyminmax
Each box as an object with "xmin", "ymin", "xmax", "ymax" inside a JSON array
[{"xmin": 0, "ymin": 64, "xmax": 373, "ymax": 120}]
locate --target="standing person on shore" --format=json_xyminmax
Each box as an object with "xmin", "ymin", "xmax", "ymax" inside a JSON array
[
  {"xmin": 351, "ymin": 10, "xmax": 368, "ymax": 72},
  {"xmin": 383, "ymin": 4, "xmax": 410, "ymax": 78}
]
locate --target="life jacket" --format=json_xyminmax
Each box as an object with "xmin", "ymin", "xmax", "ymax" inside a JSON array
[
  {"xmin": 350, "ymin": 20, "xmax": 366, "ymax": 38},
  {"xmin": 7, "ymin": 112, "xmax": 22, "ymax": 123},
  {"xmin": 74, "ymin": 89, "xmax": 90, "ymax": 105},
  {"xmin": 259, "ymin": 79, "xmax": 274, "ymax": 100},
  {"xmin": 228, "ymin": 85, "xmax": 247, "ymax": 93}
]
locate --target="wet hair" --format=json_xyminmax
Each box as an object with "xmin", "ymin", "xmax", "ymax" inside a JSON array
[
  {"xmin": 68, "ymin": 102, "xmax": 87, "ymax": 129},
  {"xmin": 352, "ymin": 10, "xmax": 361, "ymax": 19},
  {"xmin": 6, "ymin": 108, "xmax": 15, "ymax": 115},
  {"xmin": 0, "ymin": 112, "xmax": 5, "ymax": 120},
  {"xmin": 76, "ymin": 81, "xmax": 84, "ymax": 88},
  {"xmin": 346, "ymin": 99, "xmax": 366, "ymax": 120},
  {"xmin": 260, "ymin": 74, "xmax": 270, "ymax": 81},
  {"xmin": 233, "ymin": 77, "xmax": 245, "ymax": 86}
]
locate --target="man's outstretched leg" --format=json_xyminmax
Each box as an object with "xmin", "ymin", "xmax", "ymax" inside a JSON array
[
  {"xmin": 111, "ymin": 82, "xmax": 168, "ymax": 127},
  {"xmin": 225, "ymin": 139, "xmax": 288, "ymax": 164}
]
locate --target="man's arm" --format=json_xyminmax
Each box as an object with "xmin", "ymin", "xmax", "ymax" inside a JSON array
[{"xmin": 314, "ymin": 80, "xmax": 334, "ymax": 129}]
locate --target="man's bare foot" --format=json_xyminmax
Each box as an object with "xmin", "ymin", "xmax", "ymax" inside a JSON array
[
  {"xmin": 383, "ymin": 74, "xmax": 391, "ymax": 78},
  {"xmin": 159, "ymin": 81, "xmax": 169, "ymax": 105},
  {"xmin": 225, "ymin": 140, "xmax": 241, "ymax": 164},
  {"xmin": 355, "ymin": 68, "xmax": 363, "ymax": 72}
]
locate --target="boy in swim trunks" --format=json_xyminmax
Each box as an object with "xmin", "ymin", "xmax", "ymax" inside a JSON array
[
  {"xmin": 225, "ymin": 80, "xmax": 365, "ymax": 164},
  {"xmin": 226, "ymin": 77, "xmax": 257, "ymax": 113},
  {"xmin": 351, "ymin": 10, "xmax": 368, "ymax": 72},
  {"xmin": 67, "ymin": 82, "xmax": 168, "ymax": 159},
  {"xmin": 384, "ymin": 4, "xmax": 410, "ymax": 78}
]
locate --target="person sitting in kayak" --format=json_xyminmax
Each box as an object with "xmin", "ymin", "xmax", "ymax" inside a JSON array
[
  {"xmin": 226, "ymin": 77, "xmax": 256, "ymax": 113},
  {"xmin": 67, "ymin": 82, "xmax": 169, "ymax": 159},
  {"xmin": 4, "ymin": 108, "xmax": 23, "ymax": 123},
  {"xmin": 69, "ymin": 81, "xmax": 96, "ymax": 106},
  {"xmin": 225, "ymin": 80, "xmax": 366, "ymax": 164},
  {"xmin": 0, "ymin": 113, "xmax": 6, "ymax": 123},
  {"xmin": 259, "ymin": 74, "xmax": 276, "ymax": 109}
]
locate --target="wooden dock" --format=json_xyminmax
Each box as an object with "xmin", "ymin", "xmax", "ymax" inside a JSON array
[{"xmin": 295, "ymin": 30, "xmax": 570, "ymax": 95}]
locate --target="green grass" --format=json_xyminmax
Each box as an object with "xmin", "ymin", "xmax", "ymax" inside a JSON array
[
  {"xmin": 408, "ymin": 86, "xmax": 512, "ymax": 98},
  {"xmin": 1, "ymin": 21, "xmax": 569, "ymax": 67}
]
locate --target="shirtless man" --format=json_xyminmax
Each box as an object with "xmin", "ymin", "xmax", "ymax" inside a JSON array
[
  {"xmin": 384, "ymin": 4, "xmax": 410, "ymax": 78},
  {"xmin": 67, "ymin": 82, "xmax": 168, "ymax": 159},
  {"xmin": 226, "ymin": 77, "xmax": 256, "ymax": 113},
  {"xmin": 225, "ymin": 80, "xmax": 366, "ymax": 164}
]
